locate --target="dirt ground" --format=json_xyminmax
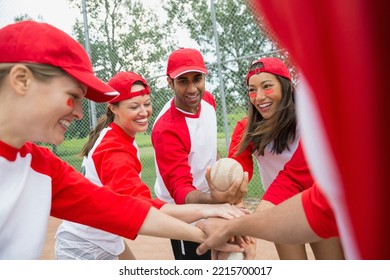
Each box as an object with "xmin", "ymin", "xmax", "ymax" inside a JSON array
[{"xmin": 40, "ymin": 217, "xmax": 314, "ymax": 260}]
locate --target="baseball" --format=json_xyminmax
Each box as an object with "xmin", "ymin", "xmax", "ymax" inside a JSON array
[
  {"xmin": 227, "ymin": 252, "xmax": 245, "ymax": 260},
  {"xmin": 210, "ymin": 158, "xmax": 244, "ymax": 191}
]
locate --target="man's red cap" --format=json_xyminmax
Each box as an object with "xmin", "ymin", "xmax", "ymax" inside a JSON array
[{"xmin": 166, "ymin": 48, "xmax": 208, "ymax": 79}]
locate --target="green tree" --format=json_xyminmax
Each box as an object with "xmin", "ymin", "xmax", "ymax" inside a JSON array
[
  {"xmin": 162, "ymin": 0, "xmax": 289, "ymax": 124},
  {"xmin": 13, "ymin": 14, "xmax": 33, "ymax": 22},
  {"xmin": 65, "ymin": 0, "xmax": 176, "ymax": 137},
  {"xmin": 68, "ymin": 0, "xmax": 171, "ymax": 79}
]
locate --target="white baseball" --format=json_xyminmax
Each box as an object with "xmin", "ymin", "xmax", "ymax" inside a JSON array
[
  {"xmin": 210, "ymin": 158, "xmax": 244, "ymax": 191},
  {"xmin": 227, "ymin": 252, "xmax": 245, "ymax": 260}
]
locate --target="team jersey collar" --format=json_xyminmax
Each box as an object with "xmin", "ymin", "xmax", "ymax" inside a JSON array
[
  {"xmin": 109, "ymin": 122, "xmax": 135, "ymax": 142},
  {"xmin": 0, "ymin": 140, "xmax": 26, "ymax": 161},
  {"xmin": 171, "ymin": 98, "xmax": 202, "ymax": 118}
]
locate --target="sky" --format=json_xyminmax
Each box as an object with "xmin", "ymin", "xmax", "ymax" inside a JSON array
[
  {"xmin": 0, "ymin": 0, "xmax": 193, "ymax": 46},
  {"xmin": 0, "ymin": 0, "xmax": 78, "ymax": 35}
]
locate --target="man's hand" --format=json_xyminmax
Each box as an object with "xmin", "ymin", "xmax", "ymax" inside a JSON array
[
  {"xmin": 196, "ymin": 217, "xmax": 240, "ymax": 255},
  {"xmin": 206, "ymin": 166, "xmax": 248, "ymax": 205}
]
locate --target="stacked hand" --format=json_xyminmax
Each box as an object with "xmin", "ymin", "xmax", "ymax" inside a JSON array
[
  {"xmin": 212, "ymin": 236, "xmax": 256, "ymax": 260},
  {"xmin": 200, "ymin": 203, "xmax": 250, "ymax": 220},
  {"xmin": 196, "ymin": 217, "xmax": 256, "ymax": 260},
  {"xmin": 198, "ymin": 163, "xmax": 254, "ymax": 259}
]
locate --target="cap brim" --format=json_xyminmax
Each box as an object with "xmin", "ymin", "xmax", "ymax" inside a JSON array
[
  {"xmin": 63, "ymin": 68, "xmax": 119, "ymax": 103},
  {"xmin": 169, "ymin": 67, "xmax": 208, "ymax": 79}
]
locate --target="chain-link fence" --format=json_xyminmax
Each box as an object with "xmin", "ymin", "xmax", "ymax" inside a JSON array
[{"xmin": 1, "ymin": 0, "xmax": 297, "ymax": 202}]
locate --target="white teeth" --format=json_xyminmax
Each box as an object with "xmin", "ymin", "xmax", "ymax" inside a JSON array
[
  {"xmin": 259, "ymin": 102, "xmax": 271, "ymax": 108},
  {"xmin": 186, "ymin": 93, "xmax": 199, "ymax": 99},
  {"xmin": 135, "ymin": 119, "xmax": 148, "ymax": 124},
  {"xmin": 59, "ymin": 119, "xmax": 71, "ymax": 129}
]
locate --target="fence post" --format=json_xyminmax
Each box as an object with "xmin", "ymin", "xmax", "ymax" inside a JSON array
[
  {"xmin": 82, "ymin": 0, "xmax": 97, "ymax": 129},
  {"xmin": 210, "ymin": 0, "xmax": 230, "ymax": 152}
]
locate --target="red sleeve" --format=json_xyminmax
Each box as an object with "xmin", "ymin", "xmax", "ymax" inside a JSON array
[
  {"xmin": 92, "ymin": 144, "xmax": 164, "ymax": 209},
  {"xmin": 152, "ymin": 109, "xmax": 196, "ymax": 205},
  {"xmin": 228, "ymin": 117, "xmax": 254, "ymax": 181},
  {"xmin": 301, "ymin": 183, "xmax": 339, "ymax": 239},
  {"xmin": 202, "ymin": 91, "xmax": 217, "ymax": 109},
  {"xmin": 33, "ymin": 146, "xmax": 152, "ymax": 240},
  {"xmin": 252, "ymin": 0, "xmax": 390, "ymax": 259},
  {"xmin": 262, "ymin": 143, "xmax": 314, "ymax": 204}
]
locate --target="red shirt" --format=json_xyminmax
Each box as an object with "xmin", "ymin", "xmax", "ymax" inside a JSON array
[
  {"xmin": 0, "ymin": 140, "xmax": 153, "ymax": 258},
  {"xmin": 302, "ymin": 183, "xmax": 339, "ymax": 238}
]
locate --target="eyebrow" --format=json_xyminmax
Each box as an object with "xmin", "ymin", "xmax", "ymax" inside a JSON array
[
  {"xmin": 128, "ymin": 98, "xmax": 151, "ymax": 105},
  {"xmin": 176, "ymin": 76, "xmax": 190, "ymax": 81},
  {"xmin": 177, "ymin": 73, "xmax": 203, "ymax": 80},
  {"xmin": 261, "ymin": 79, "xmax": 274, "ymax": 85},
  {"xmin": 248, "ymin": 78, "xmax": 274, "ymax": 88}
]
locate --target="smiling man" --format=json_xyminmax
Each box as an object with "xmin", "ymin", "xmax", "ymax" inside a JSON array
[{"xmin": 151, "ymin": 48, "xmax": 248, "ymax": 260}]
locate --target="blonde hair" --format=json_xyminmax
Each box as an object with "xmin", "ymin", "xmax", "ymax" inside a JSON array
[
  {"xmin": 0, "ymin": 63, "xmax": 64, "ymax": 85},
  {"xmin": 79, "ymin": 106, "xmax": 117, "ymax": 157}
]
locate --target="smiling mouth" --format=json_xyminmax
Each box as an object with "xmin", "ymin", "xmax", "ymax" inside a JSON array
[
  {"xmin": 135, "ymin": 118, "xmax": 148, "ymax": 125},
  {"xmin": 185, "ymin": 93, "xmax": 200, "ymax": 100},
  {"xmin": 59, "ymin": 119, "xmax": 71, "ymax": 129},
  {"xmin": 258, "ymin": 102, "xmax": 272, "ymax": 109}
]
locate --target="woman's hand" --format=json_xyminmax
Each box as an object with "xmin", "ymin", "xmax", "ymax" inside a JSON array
[{"xmin": 200, "ymin": 203, "xmax": 250, "ymax": 220}]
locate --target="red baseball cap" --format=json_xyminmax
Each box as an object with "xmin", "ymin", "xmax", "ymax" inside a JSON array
[
  {"xmin": 0, "ymin": 20, "xmax": 118, "ymax": 103},
  {"xmin": 107, "ymin": 71, "xmax": 150, "ymax": 104},
  {"xmin": 246, "ymin": 57, "xmax": 291, "ymax": 85},
  {"xmin": 166, "ymin": 48, "xmax": 208, "ymax": 79}
]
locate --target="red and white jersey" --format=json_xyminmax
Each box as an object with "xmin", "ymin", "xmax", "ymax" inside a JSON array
[
  {"xmin": 252, "ymin": 0, "xmax": 390, "ymax": 259},
  {"xmin": 229, "ymin": 117, "xmax": 300, "ymax": 191},
  {"xmin": 0, "ymin": 140, "xmax": 152, "ymax": 259},
  {"xmin": 57, "ymin": 123, "xmax": 164, "ymax": 255},
  {"xmin": 152, "ymin": 91, "xmax": 217, "ymax": 204},
  {"xmin": 262, "ymin": 143, "xmax": 314, "ymax": 205},
  {"xmin": 263, "ymin": 142, "xmax": 339, "ymax": 237}
]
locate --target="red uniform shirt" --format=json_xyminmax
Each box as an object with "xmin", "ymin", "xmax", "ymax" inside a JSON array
[{"xmin": 0, "ymin": 140, "xmax": 152, "ymax": 259}]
